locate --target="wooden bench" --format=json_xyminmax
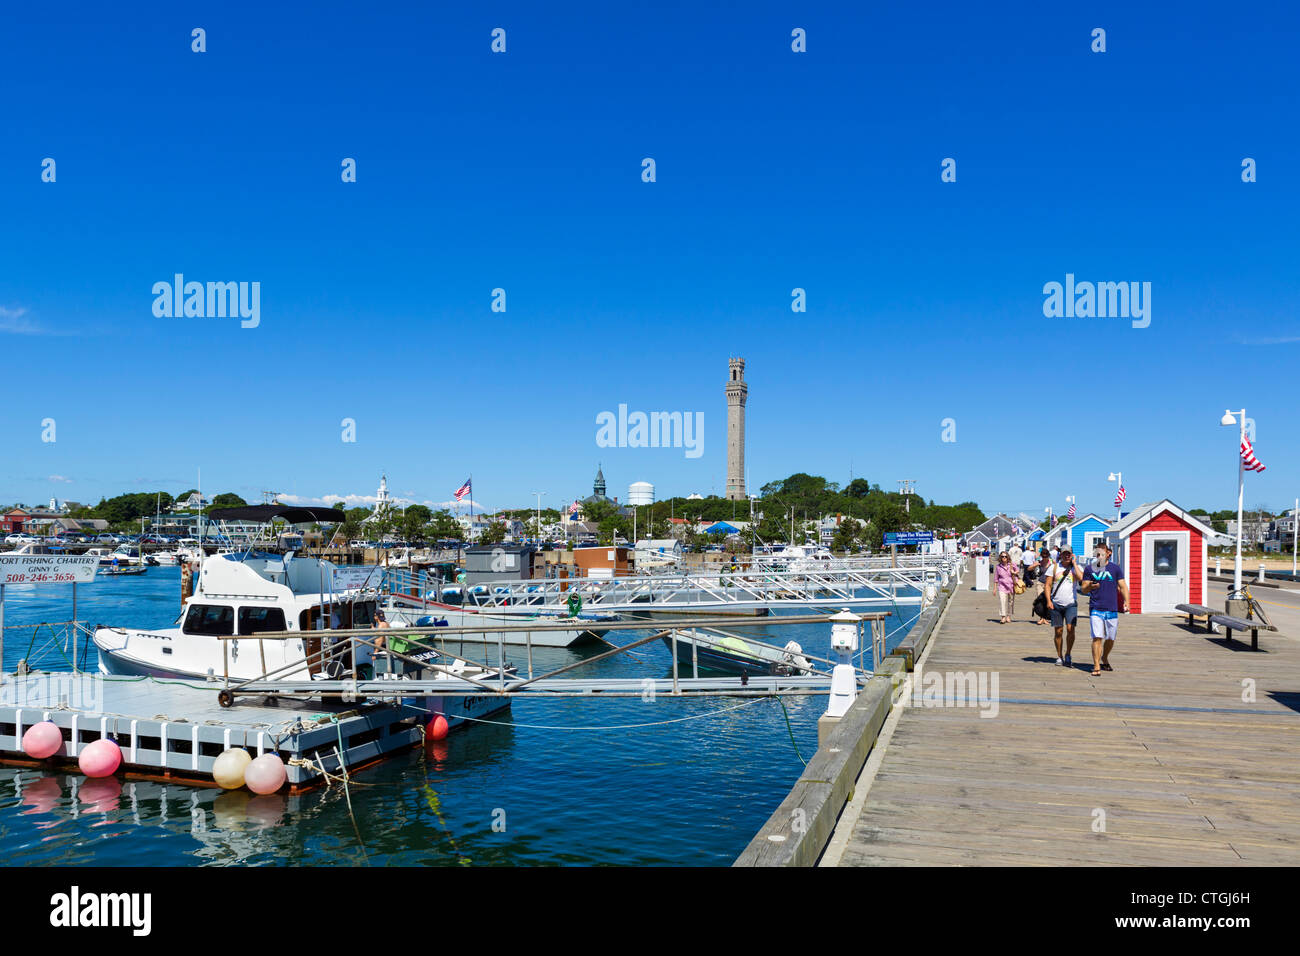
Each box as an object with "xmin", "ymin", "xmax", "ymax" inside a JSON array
[
  {"xmin": 1210, "ymin": 614, "xmax": 1278, "ymax": 651},
  {"xmin": 1174, "ymin": 603, "xmax": 1219, "ymax": 633}
]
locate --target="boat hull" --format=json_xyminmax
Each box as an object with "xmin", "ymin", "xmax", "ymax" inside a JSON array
[{"xmin": 95, "ymin": 645, "xmax": 511, "ymax": 730}]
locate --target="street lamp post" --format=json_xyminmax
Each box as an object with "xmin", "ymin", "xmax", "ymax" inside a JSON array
[
  {"xmin": 1292, "ymin": 497, "xmax": 1297, "ymax": 580},
  {"xmin": 1107, "ymin": 471, "xmax": 1123, "ymax": 522},
  {"xmin": 531, "ymin": 491, "xmax": 545, "ymax": 550},
  {"xmin": 1221, "ymin": 409, "xmax": 1247, "ymax": 592}
]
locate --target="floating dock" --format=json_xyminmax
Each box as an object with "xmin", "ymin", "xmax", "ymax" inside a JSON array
[{"xmin": 0, "ymin": 673, "xmax": 436, "ymax": 791}]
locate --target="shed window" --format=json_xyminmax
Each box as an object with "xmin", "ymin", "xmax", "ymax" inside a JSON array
[{"xmin": 1153, "ymin": 540, "xmax": 1179, "ymax": 576}]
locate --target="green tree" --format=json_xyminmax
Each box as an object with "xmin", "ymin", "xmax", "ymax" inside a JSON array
[
  {"xmin": 831, "ymin": 517, "xmax": 865, "ymax": 552},
  {"xmin": 845, "ymin": 478, "xmax": 872, "ymax": 499},
  {"xmin": 479, "ymin": 521, "xmax": 507, "ymax": 545},
  {"xmin": 207, "ymin": 492, "xmax": 248, "ymax": 511},
  {"xmin": 426, "ymin": 509, "xmax": 462, "ymax": 541},
  {"xmin": 401, "ymin": 504, "xmax": 432, "ymax": 543}
]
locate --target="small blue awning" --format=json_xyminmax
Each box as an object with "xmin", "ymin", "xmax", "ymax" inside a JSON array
[{"xmin": 704, "ymin": 521, "xmax": 740, "ymax": 535}]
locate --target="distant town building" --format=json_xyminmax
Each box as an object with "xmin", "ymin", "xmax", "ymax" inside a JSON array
[
  {"xmin": 171, "ymin": 492, "xmax": 208, "ymax": 512},
  {"xmin": 582, "ymin": 465, "xmax": 615, "ymax": 507},
  {"xmin": 1226, "ymin": 517, "xmax": 1270, "ymax": 546}
]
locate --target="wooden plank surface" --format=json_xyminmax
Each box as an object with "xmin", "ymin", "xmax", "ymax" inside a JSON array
[{"xmin": 827, "ymin": 572, "xmax": 1300, "ymax": 866}]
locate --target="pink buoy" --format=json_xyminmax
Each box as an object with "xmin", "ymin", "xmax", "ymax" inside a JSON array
[
  {"xmin": 427, "ymin": 715, "xmax": 449, "ymax": 741},
  {"xmin": 78, "ymin": 738, "xmax": 122, "ymax": 778},
  {"xmin": 22, "ymin": 721, "xmax": 64, "ymax": 760},
  {"xmin": 244, "ymin": 753, "xmax": 287, "ymax": 795}
]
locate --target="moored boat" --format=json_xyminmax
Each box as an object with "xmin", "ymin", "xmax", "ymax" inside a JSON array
[{"xmin": 92, "ymin": 505, "xmax": 510, "ymax": 730}]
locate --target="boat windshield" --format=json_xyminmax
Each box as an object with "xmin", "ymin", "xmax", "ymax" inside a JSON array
[{"xmin": 183, "ymin": 604, "xmax": 235, "ymax": 636}]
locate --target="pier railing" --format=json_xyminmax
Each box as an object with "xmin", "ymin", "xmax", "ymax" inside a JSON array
[
  {"xmin": 206, "ymin": 611, "xmax": 888, "ymax": 708},
  {"xmin": 375, "ymin": 562, "xmax": 955, "ymax": 614}
]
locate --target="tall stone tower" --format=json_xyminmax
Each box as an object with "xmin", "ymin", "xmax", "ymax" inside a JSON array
[{"xmin": 725, "ymin": 357, "xmax": 748, "ymax": 500}]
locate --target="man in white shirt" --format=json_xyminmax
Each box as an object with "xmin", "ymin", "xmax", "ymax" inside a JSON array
[{"xmin": 1045, "ymin": 548, "xmax": 1084, "ymax": 667}]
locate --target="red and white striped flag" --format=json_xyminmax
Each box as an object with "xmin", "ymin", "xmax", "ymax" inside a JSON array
[
  {"xmin": 1066, "ymin": 502, "xmax": 1076, "ymax": 520},
  {"xmin": 1113, "ymin": 486, "xmax": 1126, "ymax": 508},
  {"xmin": 453, "ymin": 478, "xmax": 472, "ymax": 502},
  {"xmin": 1241, "ymin": 436, "xmax": 1266, "ymax": 473}
]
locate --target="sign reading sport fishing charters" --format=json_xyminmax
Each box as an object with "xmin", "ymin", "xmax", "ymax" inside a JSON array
[
  {"xmin": 333, "ymin": 566, "xmax": 381, "ymax": 591},
  {"xmin": 0, "ymin": 554, "xmax": 98, "ymax": 584},
  {"xmin": 883, "ymin": 531, "xmax": 935, "ymax": 546}
]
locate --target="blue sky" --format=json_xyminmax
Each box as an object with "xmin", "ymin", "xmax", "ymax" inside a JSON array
[{"xmin": 2, "ymin": 2, "xmax": 1297, "ymax": 520}]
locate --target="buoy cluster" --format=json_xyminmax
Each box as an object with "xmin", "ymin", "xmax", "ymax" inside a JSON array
[
  {"xmin": 20, "ymin": 720, "xmax": 287, "ymax": 793},
  {"xmin": 212, "ymin": 749, "xmax": 287, "ymax": 794}
]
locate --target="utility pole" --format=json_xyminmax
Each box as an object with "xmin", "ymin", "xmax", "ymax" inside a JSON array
[{"xmin": 897, "ymin": 479, "xmax": 916, "ymax": 514}]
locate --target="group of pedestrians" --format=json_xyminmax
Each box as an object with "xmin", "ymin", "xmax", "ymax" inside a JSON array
[{"xmin": 994, "ymin": 542, "xmax": 1129, "ymax": 677}]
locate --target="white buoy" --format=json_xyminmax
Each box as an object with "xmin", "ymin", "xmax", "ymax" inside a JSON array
[{"xmin": 212, "ymin": 748, "xmax": 253, "ymax": 790}]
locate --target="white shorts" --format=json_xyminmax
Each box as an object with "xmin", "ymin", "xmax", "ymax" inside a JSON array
[{"xmin": 1090, "ymin": 613, "xmax": 1118, "ymax": 641}]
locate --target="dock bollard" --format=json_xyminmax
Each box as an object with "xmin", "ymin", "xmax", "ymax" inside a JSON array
[
  {"xmin": 1216, "ymin": 558, "xmax": 1221, "ymax": 575},
  {"xmin": 1259, "ymin": 563, "xmax": 1266, "ymax": 583},
  {"xmin": 825, "ymin": 609, "xmax": 861, "ymax": 719}
]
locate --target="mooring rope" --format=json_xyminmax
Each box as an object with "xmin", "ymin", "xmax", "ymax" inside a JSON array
[{"xmin": 772, "ymin": 695, "xmax": 808, "ymax": 767}]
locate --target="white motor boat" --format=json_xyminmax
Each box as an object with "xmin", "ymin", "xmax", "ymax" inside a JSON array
[{"xmin": 92, "ymin": 505, "xmax": 511, "ymax": 731}]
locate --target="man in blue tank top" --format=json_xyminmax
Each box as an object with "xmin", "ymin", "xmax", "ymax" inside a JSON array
[{"xmin": 1080, "ymin": 541, "xmax": 1129, "ymax": 677}]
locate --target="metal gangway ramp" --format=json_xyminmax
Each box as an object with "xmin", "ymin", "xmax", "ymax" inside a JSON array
[{"xmin": 380, "ymin": 560, "xmax": 959, "ymax": 615}]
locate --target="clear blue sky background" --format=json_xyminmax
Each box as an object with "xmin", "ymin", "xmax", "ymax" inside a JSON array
[{"xmin": 2, "ymin": 2, "xmax": 1297, "ymax": 519}]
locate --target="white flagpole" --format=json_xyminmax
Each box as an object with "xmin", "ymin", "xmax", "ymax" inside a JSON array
[{"xmin": 1234, "ymin": 417, "xmax": 1245, "ymax": 592}]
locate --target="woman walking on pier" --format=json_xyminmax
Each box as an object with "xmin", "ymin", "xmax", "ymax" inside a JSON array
[{"xmin": 995, "ymin": 551, "xmax": 1018, "ymax": 623}]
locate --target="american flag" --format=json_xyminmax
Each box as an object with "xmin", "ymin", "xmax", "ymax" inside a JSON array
[
  {"xmin": 1114, "ymin": 485, "xmax": 1127, "ymax": 508},
  {"xmin": 453, "ymin": 478, "xmax": 472, "ymax": 502},
  {"xmin": 1241, "ymin": 436, "xmax": 1266, "ymax": 473},
  {"xmin": 1066, "ymin": 502, "xmax": 1076, "ymax": 520}
]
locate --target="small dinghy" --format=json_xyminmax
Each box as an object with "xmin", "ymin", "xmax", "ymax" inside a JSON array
[
  {"xmin": 660, "ymin": 628, "xmax": 816, "ymax": 676},
  {"xmin": 99, "ymin": 564, "xmax": 149, "ymax": 576}
]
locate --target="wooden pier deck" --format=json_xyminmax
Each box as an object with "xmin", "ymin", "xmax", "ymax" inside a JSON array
[{"xmin": 822, "ymin": 578, "xmax": 1300, "ymax": 866}]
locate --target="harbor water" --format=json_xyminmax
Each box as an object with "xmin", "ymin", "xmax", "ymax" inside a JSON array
[{"xmin": 0, "ymin": 568, "xmax": 918, "ymax": 865}]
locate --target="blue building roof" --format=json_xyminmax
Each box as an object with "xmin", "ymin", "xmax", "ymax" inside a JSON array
[{"xmin": 704, "ymin": 521, "xmax": 740, "ymax": 535}]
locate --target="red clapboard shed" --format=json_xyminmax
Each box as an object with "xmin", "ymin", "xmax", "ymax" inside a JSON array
[{"xmin": 1103, "ymin": 500, "xmax": 1213, "ymax": 614}]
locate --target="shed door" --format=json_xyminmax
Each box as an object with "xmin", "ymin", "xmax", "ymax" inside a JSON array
[{"xmin": 1143, "ymin": 530, "xmax": 1189, "ymax": 613}]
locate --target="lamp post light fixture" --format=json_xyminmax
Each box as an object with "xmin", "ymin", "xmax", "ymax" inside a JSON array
[
  {"xmin": 1220, "ymin": 409, "xmax": 1247, "ymax": 592},
  {"xmin": 1107, "ymin": 471, "xmax": 1123, "ymax": 522}
]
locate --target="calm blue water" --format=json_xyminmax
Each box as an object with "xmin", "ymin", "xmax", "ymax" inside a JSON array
[{"xmin": 0, "ymin": 568, "xmax": 917, "ymax": 865}]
